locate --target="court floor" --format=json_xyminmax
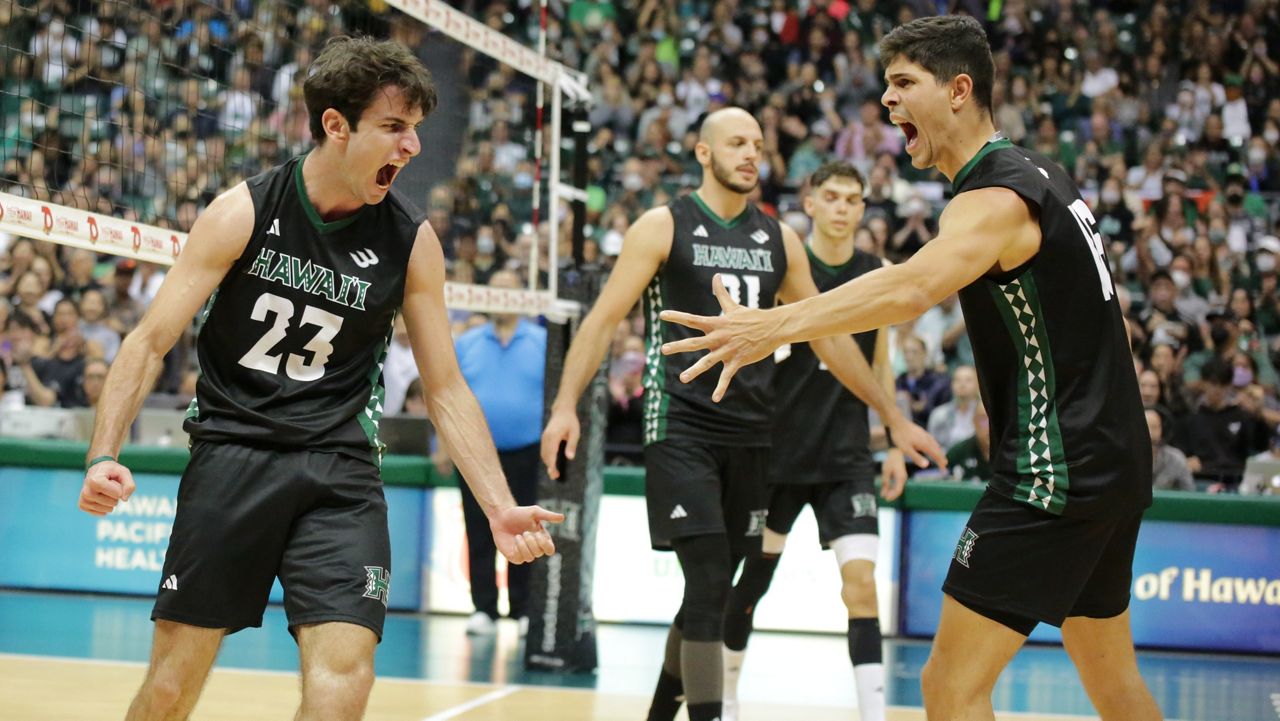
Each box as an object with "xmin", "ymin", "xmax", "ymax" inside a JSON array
[{"xmin": 0, "ymin": 590, "xmax": 1275, "ymax": 720}]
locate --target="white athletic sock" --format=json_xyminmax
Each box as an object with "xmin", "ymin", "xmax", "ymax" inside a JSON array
[
  {"xmin": 722, "ymin": 646, "xmax": 746, "ymax": 702},
  {"xmin": 853, "ymin": 662, "xmax": 886, "ymax": 721}
]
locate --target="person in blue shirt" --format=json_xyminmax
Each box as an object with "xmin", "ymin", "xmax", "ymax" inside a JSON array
[{"xmin": 446, "ymin": 269, "xmax": 547, "ymax": 635}]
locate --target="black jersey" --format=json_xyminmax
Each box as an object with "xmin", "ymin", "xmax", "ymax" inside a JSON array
[
  {"xmin": 642, "ymin": 193, "xmax": 788, "ymax": 447},
  {"xmin": 184, "ymin": 154, "xmax": 420, "ymax": 465},
  {"xmin": 953, "ymin": 139, "xmax": 1152, "ymax": 518},
  {"xmin": 771, "ymin": 246, "xmax": 882, "ymax": 484}
]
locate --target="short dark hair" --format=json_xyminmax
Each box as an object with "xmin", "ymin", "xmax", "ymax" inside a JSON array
[
  {"xmin": 1201, "ymin": 357, "xmax": 1234, "ymax": 386},
  {"xmin": 809, "ymin": 161, "xmax": 865, "ymax": 192},
  {"xmin": 879, "ymin": 15, "xmax": 995, "ymax": 116},
  {"xmin": 304, "ymin": 36, "xmax": 438, "ymax": 143}
]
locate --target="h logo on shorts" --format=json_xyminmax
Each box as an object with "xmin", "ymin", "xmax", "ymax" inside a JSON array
[
  {"xmin": 954, "ymin": 527, "xmax": 979, "ymax": 568},
  {"xmin": 363, "ymin": 566, "xmax": 390, "ymax": 606},
  {"xmin": 851, "ymin": 493, "xmax": 877, "ymax": 519},
  {"xmin": 746, "ymin": 509, "xmax": 768, "ymax": 537}
]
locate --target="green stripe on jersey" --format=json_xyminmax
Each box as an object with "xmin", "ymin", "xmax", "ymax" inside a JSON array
[
  {"xmin": 185, "ymin": 289, "xmax": 221, "ymax": 423},
  {"xmin": 642, "ymin": 275, "xmax": 669, "ymax": 444},
  {"xmin": 357, "ymin": 318, "xmax": 395, "ymax": 466},
  {"xmin": 986, "ymin": 275, "xmax": 1070, "ymax": 514}
]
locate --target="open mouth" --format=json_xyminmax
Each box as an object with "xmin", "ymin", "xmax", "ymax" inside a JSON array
[
  {"xmin": 376, "ymin": 163, "xmax": 399, "ymax": 189},
  {"xmin": 900, "ymin": 122, "xmax": 919, "ymax": 151}
]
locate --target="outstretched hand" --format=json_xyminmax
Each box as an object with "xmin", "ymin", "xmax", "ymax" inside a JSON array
[
  {"xmin": 888, "ymin": 417, "xmax": 948, "ymax": 470},
  {"xmin": 490, "ymin": 505, "xmax": 566, "ymax": 564},
  {"xmin": 659, "ymin": 274, "xmax": 783, "ymax": 401}
]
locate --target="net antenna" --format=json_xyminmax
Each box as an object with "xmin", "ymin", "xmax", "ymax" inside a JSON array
[{"xmin": 386, "ymin": 0, "xmax": 591, "ymax": 321}]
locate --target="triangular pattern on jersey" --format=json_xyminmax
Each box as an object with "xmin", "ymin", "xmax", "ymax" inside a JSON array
[
  {"xmin": 642, "ymin": 276, "xmax": 669, "ymax": 444},
  {"xmin": 987, "ymin": 275, "xmax": 1070, "ymax": 514}
]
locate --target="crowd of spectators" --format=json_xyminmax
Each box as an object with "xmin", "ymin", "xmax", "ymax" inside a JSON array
[{"xmin": 3, "ymin": 0, "xmax": 1280, "ymax": 494}]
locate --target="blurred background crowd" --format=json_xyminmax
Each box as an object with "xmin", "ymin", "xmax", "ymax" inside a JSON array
[{"xmin": 3, "ymin": 0, "xmax": 1280, "ymax": 494}]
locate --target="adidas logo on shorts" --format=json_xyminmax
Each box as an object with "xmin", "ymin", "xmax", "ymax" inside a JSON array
[
  {"xmin": 161, "ymin": 575, "xmax": 178, "ymax": 591},
  {"xmin": 670, "ymin": 504, "xmax": 688, "ymax": 520}
]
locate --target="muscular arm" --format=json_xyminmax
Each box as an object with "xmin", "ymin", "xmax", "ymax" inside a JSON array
[
  {"xmin": 774, "ymin": 188, "xmax": 1040, "ymax": 343},
  {"xmin": 541, "ymin": 207, "xmax": 672, "ymax": 473},
  {"xmin": 401, "ymin": 222, "xmax": 514, "ymax": 517},
  {"xmin": 87, "ymin": 184, "xmax": 253, "ymax": 461},
  {"xmin": 660, "ymin": 188, "xmax": 1039, "ymax": 407}
]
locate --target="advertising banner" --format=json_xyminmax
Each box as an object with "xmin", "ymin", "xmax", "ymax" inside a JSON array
[
  {"xmin": 901, "ymin": 510, "xmax": 1280, "ymax": 653},
  {"xmin": 0, "ymin": 467, "xmax": 427, "ymax": 611},
  {"xmin": 430, "ymin": 488, "xmax": 900, "ymax": 634}
]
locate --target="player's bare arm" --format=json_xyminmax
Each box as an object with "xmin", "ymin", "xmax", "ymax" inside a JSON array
[
  {"xmin": 661, "ymin": 187, "xmax": 1039, "ymax": 394},
  {"xmin": 79, "ymin": 183, "xmax": 255, "ymax": 517},
  {"xmin": 540, "ymin": 206, "xmax": 673, "ymax": 477},
  {"xmin": 402, "ymin": 220, "xmax": 563, "ymax": 563},
  {"xmin": 776, "ymin": 224, "xmax": 945, "ymax": 468},
  {"xmin": 875, "ymin": 257, "xmax": 910, "ymax": 500}
]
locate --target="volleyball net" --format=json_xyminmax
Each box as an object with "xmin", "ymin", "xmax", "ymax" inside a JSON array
[{"xmin": 0, "ymin": 0, "xmax": 589, "ymax": 319}]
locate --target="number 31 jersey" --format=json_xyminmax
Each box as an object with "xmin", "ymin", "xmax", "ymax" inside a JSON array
[
  {"xmin": 642, "ymin": 193, "xmax": 787, "ymax": 447},
  {"xmin": 953, "ymin": 140, "xmax": 1151, "ymax": 519},
  {"xmin": 184, "ymin": 154, "xmax": 419, "ymax": 464}
]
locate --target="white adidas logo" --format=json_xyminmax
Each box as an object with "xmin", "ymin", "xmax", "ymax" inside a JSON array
[
  {"xmin": 161, "ymin": 575, "xmax": 178, "ymax": 591},
  {"xmin": 750, "ymin": 229, "xmax": 769, "ymax": 244},
  {"xmin": 267, "ymin": 218, "xmax": 281, "ymax": 236},
  {"xmin": 669, "ymin": 504, "xmax": 688, "ymax": 520},
  {"xmin": 693, "ymin": 224, "xmax": 708, "ymax": 238}
]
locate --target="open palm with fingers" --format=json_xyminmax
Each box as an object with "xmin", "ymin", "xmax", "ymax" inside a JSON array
[
  {"xmin": 659, "ymin": 274, "xmax": 784, "ymax": 401},
  {"xmin": 491, "ymin": 505, "xmax": 565, "ymax": 564}
]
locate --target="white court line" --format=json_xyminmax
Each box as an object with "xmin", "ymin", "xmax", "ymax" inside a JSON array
[{"xmin": 419, "ymin": 686, "xmax": 519, "ymax": 721}]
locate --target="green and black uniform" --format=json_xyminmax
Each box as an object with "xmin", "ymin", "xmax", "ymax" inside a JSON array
[
  {"xmin": 157, "ymin": 154, "xmax": 419, "ymax": 638},
  {"xmin": 942, "ymin": 139, "xmax": 1153, "ymax": 634},
  {"xmin": 767, "ymin": 246, "xmax": 883, "ymax": 546},
  {"xmin": 642, "ymin": 192, "xmax": 787, "ymax": 552}
]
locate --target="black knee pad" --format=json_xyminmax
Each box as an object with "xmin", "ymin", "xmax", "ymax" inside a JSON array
[
  {"xmin": 734, "ymin": 552, "xmax": 781, "ymax": 608},
  {"xmin": 673, "ymin": 535, "xmax": 733, "ymax": 642}
]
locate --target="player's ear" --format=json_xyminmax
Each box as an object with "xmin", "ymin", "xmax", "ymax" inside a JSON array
[
  {"xmin": 951, "ymin": 73, "xmax": 974, "ymax": 112},
  {"xmin": 322, "ymin": 108, "xmax": 349, "ymax": 141},
  {"xmin": 694, "ymin": 141, "xmax": 711, "ymax": 166}
]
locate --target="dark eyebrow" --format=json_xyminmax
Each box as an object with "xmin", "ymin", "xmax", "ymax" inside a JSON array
[{"xmin": 885, "ymin": 72, "xmax": 914, "ymax": 83}]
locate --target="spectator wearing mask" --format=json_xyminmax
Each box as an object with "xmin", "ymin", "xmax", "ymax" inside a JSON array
[
  {"xmin": 1093, "ymin": 176, "xmax": 1133, "ymax": 248},
  {"xmin": 1175, "ymin": 357, "xmax": 1270, "ymax": 492},
  {"xmin": 441, "ymin": 270, "xmax": 547, "ymax": 636},
  {"xmin": 1184, "ymin": 309, "xmax": 1278, "ymax": 388},
  {"xmin": 1146, "ymin": 407, "xmax": 1195, "ymax": 492},
  {"xmin": 927, "ymin": 365, "xmax": 980, "ymax": 451}
]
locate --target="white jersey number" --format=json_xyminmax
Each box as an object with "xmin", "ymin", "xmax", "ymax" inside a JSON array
[
  {"xmin": 1067, "ymin": 199, "xmax": 1115, "ymax": 301},
  {"xmin": 719, "ymin": 273, "xmax": 762, "ymax": 309},
  {"xmin": 238, "ymin": 292, "xmax": 344, "ymax": 380}
]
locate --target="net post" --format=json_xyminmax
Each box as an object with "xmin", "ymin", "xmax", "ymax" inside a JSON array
[{"xmin": 525, "ymin": 266, "xmax": 605, "ymax": 673}]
